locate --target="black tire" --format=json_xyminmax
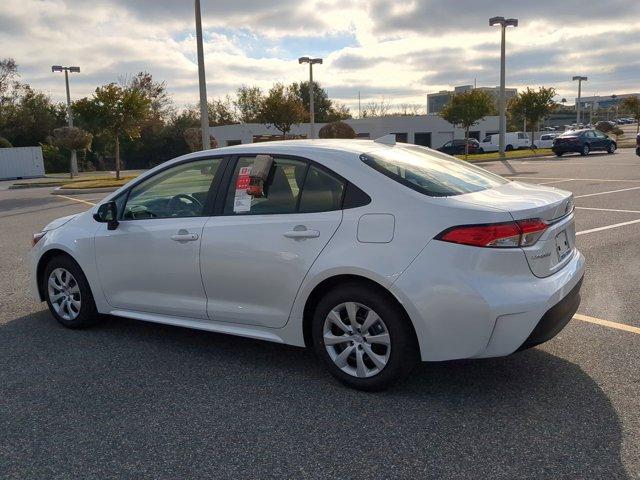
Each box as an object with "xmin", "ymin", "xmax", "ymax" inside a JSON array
[
  {"xmin": 478, "ymin": 148, "xmax": 484, "ymax": 153},
  {"xmin": 581, "ymin": 144, "xmax": 590, "ymax": 156},
  {"xmin": 531, "ymin": 144, "xmax": 537, "ymax": 149},
  {"xmin": 607, "ymin": 142, "xmax": 616, "ymax": 154},
  {"xmin": 43, "ymin": 255, "xmax": 100, "ymax": 329},
  {"xmin": 312, "ymin": 283, "xmax": 419, "ymax": 391},
  {"xmin": 555, "ymin": 152, "xmax": 563, "ymax": 157},
  {"xmin": 505, "ymin": 144, "xmax": 514, "ymax": 151}
]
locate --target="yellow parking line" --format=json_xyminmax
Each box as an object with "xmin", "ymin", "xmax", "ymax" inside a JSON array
[
  {"xmin": 55, "ymin": 194, "xmax": 96, "ymax": 207},
  {"xmin": 574, "ymin": 313, "xmax": 640, "ymax": 335}
]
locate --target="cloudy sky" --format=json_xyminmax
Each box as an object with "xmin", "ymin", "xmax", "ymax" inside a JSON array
[{"xmin": 3, "ymin": 0, "xmax": 640, "ymax": 113}]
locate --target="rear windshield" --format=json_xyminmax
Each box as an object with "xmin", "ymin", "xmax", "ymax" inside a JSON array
[{"xmin": 361, "ymin": 145, "xmax": 508, "ymax": 197}]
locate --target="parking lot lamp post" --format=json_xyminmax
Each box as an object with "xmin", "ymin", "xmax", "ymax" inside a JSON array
[
  {"xmin": 195, "ymin": 0, "xmax": 210, "ymax": 150},
  {"xmin": 489, "ymin": 17, "xmax": 518, "ymax": 160},
  {"xmin": 51, "ymin": 65, "xmax": 80, "ymax": 178},
  {"xmin": 298, "ymin": 56, "xmax": 323, "ymax": 139},
  {"xmin": 572, "ymin": 76, "xmax": 587, "ymax": 126}
]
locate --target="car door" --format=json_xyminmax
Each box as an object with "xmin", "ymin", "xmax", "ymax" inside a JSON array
[
  {"xmin": 440, "ymin": 141, "xmax": 453, "ymax": 154},
  {"xmin": 94, "ymin": 156, "xmax": 225, "ymax": 319},
  {"xmin": 593, "ymin": 130, "xmax": 607, "ymax": 150},
  {"xmin": 200, "ymin": 155, "xmax": 344, "ymax": 328}
]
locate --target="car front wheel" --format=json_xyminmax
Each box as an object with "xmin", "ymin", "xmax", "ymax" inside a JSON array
[
  {"xmin": 581, "ymin": 144, "xmax": 590, "ymax": 156},
  {"xmin": 312, "ymin": 283, "xmax": 419, "ymax": 391},
  {"xmin": 607, "ymin": 142, "xmax": 616, "ymax": 154},
  {"xmin": 44, "ymin": 256, "xmax": 99, "ymax": 328}
]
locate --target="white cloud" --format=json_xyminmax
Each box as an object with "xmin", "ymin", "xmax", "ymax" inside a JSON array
[{"xmin": 1, "ymin": 0, "xmax": 639, "ymax": 112}]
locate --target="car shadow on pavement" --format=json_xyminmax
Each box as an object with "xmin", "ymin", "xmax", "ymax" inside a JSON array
[{"xmin": 0, "ymin": 311, "xmax": 629, "ymax": 480}]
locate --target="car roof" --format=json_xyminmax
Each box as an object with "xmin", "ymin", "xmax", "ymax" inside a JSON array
[
  {"xmin": 204, "ymin": 139, "xmax": 382, "ymax": 156},
  {"xmin": 155, "ymin": 139, "xmax": 419, "ymax": 171}
]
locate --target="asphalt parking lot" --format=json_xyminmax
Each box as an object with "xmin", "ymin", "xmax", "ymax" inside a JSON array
[{"xmin": 1, "ymin": 148, "xmax": 639, "ymax": 479}]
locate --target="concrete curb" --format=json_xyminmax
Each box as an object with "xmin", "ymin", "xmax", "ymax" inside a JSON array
[
  {"xmin": 9, "ymin": 182, "xmax": 66, "ymax": 190},
  {"xmin": 51, "ymin": 186, "xmax": 119, "ymax": 195},
  {"xmin": 468, "ymin": 154, "xmax": 556, "ymax": 164}
]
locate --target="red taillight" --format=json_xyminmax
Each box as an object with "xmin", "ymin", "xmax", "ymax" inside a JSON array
[{"xmin": 436, "ymin": 218, "xmax": 548, "ymax": 248}]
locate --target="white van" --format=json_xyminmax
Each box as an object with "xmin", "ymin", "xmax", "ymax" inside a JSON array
[
  {"xmin": 480, "ymin": 132, "xmax": 533, "ymax": 152},
  {"xmin": 537, "ymin": 133, "xmax": 558, "ymax": 149}
]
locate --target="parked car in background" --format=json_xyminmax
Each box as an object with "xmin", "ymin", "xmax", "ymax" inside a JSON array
[
  {"xmin": 480, "ymin": 132, "xmax": 533, "ymax": 152},
  {"xmin": 636, "ymin": 132, "xmax": 640, "ymax": 156},
  {"xmin": 552, "ymin": 129, "xmax": 617, "ymax": 156},
  {"xmin": 30, "ymin": 139, "xmax": 584, "ymax": 391},
  {"xmin": 437, "ymin": 138, "xmax": 483, "ymax": 155},
  {"xmin": 537, "ymin": 133, "xmax": 559, "ymax": 149}
]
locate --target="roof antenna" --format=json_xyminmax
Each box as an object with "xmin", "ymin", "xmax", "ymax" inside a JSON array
[{"xmin": 374, "ymin": 134, "xmax": 396, "ymax": 146}]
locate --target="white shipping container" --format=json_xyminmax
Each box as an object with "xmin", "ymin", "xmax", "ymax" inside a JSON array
[{"xmin": 0, "ymin": 147, "xmax": 46, "ymax": 180}]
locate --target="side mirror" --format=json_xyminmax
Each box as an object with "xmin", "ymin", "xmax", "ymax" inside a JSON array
[{"xmin": 93, "ymin": 201, "xmax": 119, "ymax": 230}]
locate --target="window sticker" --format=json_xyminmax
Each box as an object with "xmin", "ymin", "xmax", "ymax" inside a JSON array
[{"xmin": 233, "ymin": 166, "xmax": 252, "ymax": 213}]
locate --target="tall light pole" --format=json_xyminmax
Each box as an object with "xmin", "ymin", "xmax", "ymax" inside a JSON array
[
  {"xmin": 572, "ymin": 76, "xmax": 587, "ymax": 127},
  {"xmin": 195, "ymin": 0, "xmax": 210, "ymax": 150},
  {"xmin": 489, "ymin": 17, "xmax": 518, "ymax": 160},
  {"xmin": 298, "ymin": 56, "xmax": 323, "ymax": 139},
  {"xmin": 51, "ymin": 65, "xmax": 80, "ymax": 178}
]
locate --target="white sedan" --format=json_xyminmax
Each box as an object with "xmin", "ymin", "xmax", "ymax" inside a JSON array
[{"xmin": 31, "ymin": 138, "xmax": 584, "ymax": 390}]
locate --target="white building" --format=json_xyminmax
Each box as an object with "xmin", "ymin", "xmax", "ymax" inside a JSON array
[
  {"xmin": 210, "ymin": 115, "xmax": 500, "ymax": 150},
  {"xmin": 0, "ymin": 146, "xmax": 45, "ymax": 180}
]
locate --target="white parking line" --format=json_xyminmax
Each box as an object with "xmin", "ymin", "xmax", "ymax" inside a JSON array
[
  {"xmin": 538, "ymin": 179, "xmax": 575, "ymax": 185},
  {"xmin": 508, "ymin": 176, "xmax": 640, "ymax": 183},
  {"xmin": 576, "ymin": 206, "xmax": 640, "ymax": 214},
  {"xmin": 576, "ymin": 218, "xmax": 640, "ymax": 236},
  {"xmin": 574, "ymin": 186, "xmax": 640, "ymax": 198}
]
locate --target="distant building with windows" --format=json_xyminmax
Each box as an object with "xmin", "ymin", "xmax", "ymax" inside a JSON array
[
  {"xmin": 576, "ymin": 92, "xmax": 640, "ymax": 110},
  {"xmin": 210, "ymin": 115, "xmax": 500, "ymax": 150},
  {"xmin": 427, "ymin": 85, "xmax": 518, "ymax": 114}
]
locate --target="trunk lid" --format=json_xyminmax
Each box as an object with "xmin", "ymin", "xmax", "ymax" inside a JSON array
[{"xmin": 448, "ymin": 181, "xmax": 576, "ymax": 278}]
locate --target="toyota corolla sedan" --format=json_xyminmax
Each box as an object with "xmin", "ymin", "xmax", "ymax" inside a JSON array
[{"xmin": 31, "ymin": 138, "xmax": 584, "ymax": 391}]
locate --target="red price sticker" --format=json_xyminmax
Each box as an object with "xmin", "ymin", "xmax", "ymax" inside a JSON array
[{"xmin": 236, "ymin": 166, "xmax": 251, "ymax": 189}]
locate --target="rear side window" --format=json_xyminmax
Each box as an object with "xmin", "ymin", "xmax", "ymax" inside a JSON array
[
  {"xmin": 361, "ymin": 145, "xmax": 508, "ymax": 197},
  {"xmin": 299, "ymin": 166, "xmax": 345, "ymax": 213}
]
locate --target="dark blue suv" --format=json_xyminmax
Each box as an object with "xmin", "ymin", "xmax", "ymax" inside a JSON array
[{"xmin": 552, "ymin": 129, "xmax": 617, "ymax": 156}]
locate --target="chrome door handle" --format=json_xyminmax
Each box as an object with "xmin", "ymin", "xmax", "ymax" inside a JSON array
[
  {"xmin": 283, "ymin": 226, "xmax": 320, "ymax": 239},
  {"xmin": 170, "ymin": 230, "xmax": 199, "ymax": 242}
]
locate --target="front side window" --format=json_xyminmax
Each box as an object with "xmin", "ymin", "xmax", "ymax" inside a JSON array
[
  {"xmin": 224, "ymin": 156, "xmax": 307, "ymax": 215},
  {"xmin": 361, "ymin": 145, "xmax": 508, "ymax": 197},
  {"xmin": 123, "ymin": 158, "xmax": 221, "ymax": 219}
]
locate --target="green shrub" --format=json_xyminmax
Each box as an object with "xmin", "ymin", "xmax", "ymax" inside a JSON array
[
  {"xmin": 41, "ymin": 144, "xmax": 69, "ymax": 173},
  {"xmin": 0, "ymin": 137, "xmax": 12, "ymax": 148},
  {"xmin": 319, "ymin": 121, "xmax": 356, "ymax": 139}
]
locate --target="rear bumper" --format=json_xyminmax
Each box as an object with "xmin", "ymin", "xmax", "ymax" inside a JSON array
[
  {"xmin": 517, "ymin": 276, "xmax": 583, "ymax": 351},
  {"xmin": 391, "ymin": 240, "xmax": 586, "ymax": 361},
  {"xmin": 552, "ymin": 145, "xmax": 581, "ymax": 153}
]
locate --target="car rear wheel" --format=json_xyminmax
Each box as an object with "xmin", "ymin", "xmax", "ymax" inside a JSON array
[
  {"xmin": 506, "ymin": 144, "xmax": 514, "ymax": 151},
  {"xmin": 607, "ymin": 143, "xmax": 616, "ymax": 154},
  {"xmin": 555, "ymin": 152, "xmax": 563, "ymax": 157},
  {"xmin": 312, "ymin": 283, "xmax": 419, "ymax": 391},
  {"xmin": 44, "ymin": 256, "xmax": 99, "ymax": 329},
  {"xmin": 581, "ymin": 144, "xmax": 590, "ymax": 156}
]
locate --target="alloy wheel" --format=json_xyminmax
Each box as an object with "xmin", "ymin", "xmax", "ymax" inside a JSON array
[
  {"xmin": 48, "ymin": 268, "xmax": 81, "ymax": 321},
  {"xmin": 323, "ymin": 302, "xmax": 391, "ymax": 378}
]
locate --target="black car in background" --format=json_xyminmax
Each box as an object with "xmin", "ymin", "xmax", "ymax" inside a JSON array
[
  {"xmin": 552, "ymin": 129, "xmax": 617, "ymax": 156},
  {"xmin": 437, "ymin": 138, "xmax": 483, "ymax": 155},
  {"xmin": 636, "ymin": 132, "xmax": 640, "ymax": 156}
]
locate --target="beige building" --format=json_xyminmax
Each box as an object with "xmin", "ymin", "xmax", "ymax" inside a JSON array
[{"xmin": 427, "ymin": 85, "xmax": 518, "ymax": 114}]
